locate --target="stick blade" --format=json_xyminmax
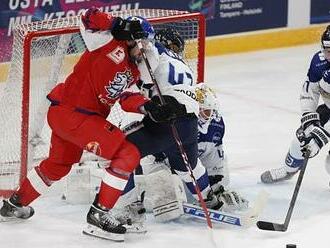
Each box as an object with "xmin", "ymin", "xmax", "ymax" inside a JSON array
[{"xmin": 257, "ymin": 221, "xmax": 287, "ymax": 232}]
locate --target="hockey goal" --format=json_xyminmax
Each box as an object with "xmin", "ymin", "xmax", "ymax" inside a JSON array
[{"xmin": 0, "ymin": 9, "xmax": 205, "ymax": 198}]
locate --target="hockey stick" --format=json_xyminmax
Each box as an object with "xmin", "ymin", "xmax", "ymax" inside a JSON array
[
  {"xmin": 136, "ymin": 41, "xmax": 214, "ymax": 230},
  {"xmin": 256, "ymin": 151, "xmax": 310, "ymax": 232},
  {"xmin": 184, "ymin": 190, "xmax": 269, "ymax": 228}
]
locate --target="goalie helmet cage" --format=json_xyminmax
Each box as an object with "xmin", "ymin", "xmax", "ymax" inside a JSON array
[{"xmin": 0, "ymin": 9, "xmax": 205, "ymax": 198}]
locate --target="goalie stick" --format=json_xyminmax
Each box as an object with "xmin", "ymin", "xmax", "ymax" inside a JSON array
[
  {"xmin": 257, "ymin": 152, "xmax": 310, "ymax": 232},
  {"xmin": 183, "ymin": 190, "xmax": 269, "ymax": 228}
]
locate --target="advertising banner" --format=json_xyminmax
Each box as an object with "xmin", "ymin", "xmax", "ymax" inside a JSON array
[
  {"xmin": 0, "ymin": 0, "xmax": 288, "ymax": 62},
  {"xmin": 311, "ymin": 0, "xmax": 330, "ymax": 24},
  {"xmin": 211, "ymin": 0, "xmax": 288, "ymax": 35}
]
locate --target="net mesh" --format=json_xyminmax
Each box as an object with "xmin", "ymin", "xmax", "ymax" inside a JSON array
[{"xmin": 0, "ymin": 9, "xmax": 204, "ymax": 195}]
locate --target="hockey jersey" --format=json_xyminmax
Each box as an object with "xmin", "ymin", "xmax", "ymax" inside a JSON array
[
  {"xmin": 197, "ymin": 110, "xmax": 226, "ymax": 174},
  {"xmin": 300, "ymin": 51, "xmax": 330, "ymax": 113},
  {"xmin": 137, "ymin": 42, "xmax": 200, "ymax": 116},
  {"xmin": 47, "ymin": 11, "xmax": 147, "ymax": 119}
]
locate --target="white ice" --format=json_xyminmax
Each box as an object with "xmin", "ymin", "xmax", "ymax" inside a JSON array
[{"xmin": 1, "ymin": 44, "xmax": 330, "ymax": 248}]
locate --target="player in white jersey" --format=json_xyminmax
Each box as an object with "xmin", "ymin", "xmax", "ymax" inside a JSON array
[
  {"xmin": 197, "ymin": 84, "xmax": 229, "ymax": 189},
  {"xmin": 125, "ymin": 23, "xmax": 223, "ymax": 203},
  {"xmin": 113, "ymin": 29, "xmax": 248, "ymax": 227},
  {"xmin": 101, "ymin": 24, "xmax": 225, "ymax": 231},
  {"xmin": 155, "ymin": 28, "xmax": 247, "ymax": 210},
  {"xmin": 261, "ymin": 25, "xmax": 330, "ymax": 184}
]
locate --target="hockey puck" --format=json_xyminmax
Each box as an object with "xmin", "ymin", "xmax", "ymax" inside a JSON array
[{"xmin": 286, "ymin": 244, "xmax": 296, "ymax": 248}]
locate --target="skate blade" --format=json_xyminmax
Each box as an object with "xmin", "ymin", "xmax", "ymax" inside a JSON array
[
  {"xmin": 82, "ymin": 224, "xmax": 125, "ymax": 242},
  {"xmin": 0, "ymin": 214, "xmax": 25, "ymax": 223},
  {"xmin": 124, "ymin": 224, "xmax": 147, "ymax": 234},
  {"xmin": 0, "ymin": 215, "xmax": 18, "ymax": 222}
]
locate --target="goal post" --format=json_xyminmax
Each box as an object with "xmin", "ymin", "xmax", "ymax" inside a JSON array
[{"xmin": 0, "ymin": 9, "xmax": 205, "ymax": 198}]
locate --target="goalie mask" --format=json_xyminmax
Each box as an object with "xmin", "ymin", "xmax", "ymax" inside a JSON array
[
  {"xmin": 321, "ymin": 25, "xmax": 330, "ymax": 62},
  {"xmin": 195, "ymin": 83, "xmax": 219, "ymax": 121}
]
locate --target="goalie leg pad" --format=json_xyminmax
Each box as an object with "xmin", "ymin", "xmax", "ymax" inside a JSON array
[
  {"xmin": 145, "ymin": 169, "xmax": 186, "ymax": 222},
  {"xmin": 63, "ymin": 165, "xmax": 93, "ymax": 204}
]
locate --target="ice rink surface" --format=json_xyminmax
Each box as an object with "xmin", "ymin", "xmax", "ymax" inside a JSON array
[{"xmin": 1, "ymin": 43, "xmax": 330, "ymax": 248}]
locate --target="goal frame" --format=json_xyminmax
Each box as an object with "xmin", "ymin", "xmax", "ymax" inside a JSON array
[{"xmin": 0, "ymin": 11, "xmax": 205, "ymax": 198}]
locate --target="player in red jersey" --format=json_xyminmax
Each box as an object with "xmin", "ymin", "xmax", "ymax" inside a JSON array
[{"xmin": 0, "ymin": 8, "xmax": 181, "ymax": 241}]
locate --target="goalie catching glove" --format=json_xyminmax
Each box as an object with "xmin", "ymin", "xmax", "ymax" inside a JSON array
[
  {"xmin": 142, "ymin": 95, "xmax": 187, "ymax": 123},
  {"xmin": 214, "ymin": 186, "xmax": 249, "ymax": 212}
]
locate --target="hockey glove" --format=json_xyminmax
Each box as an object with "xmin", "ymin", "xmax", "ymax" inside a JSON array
[
  {"xmin": 297, "ymin": 126, "xmax": 330, "ymax": 158},
  {"xmin": 111, "ymin": 17, "xmax": 145, "ymax": 40},
  {"xmin": 300, "ymin": 112, "xmax": 320, "ymax": 131},
  {"xmin": 217, "ymin": 189, "xmax": 249, "ymax": 212},
  {"xmin": 204, "ymin": 189, "xmax": 224, "ymax": 210},
  {"xmin": 323, "ymin": 69, "xmax": 330, "ymax": 83},
  {"xmin": 81, "ymin": 7, "xmax": 112, "ymax": 32},
  {"xmin": 136, "ymin": 80, "xmax": 154, "ymax": 99},
  {"xmin": 143, "ymin": 95, "xmax": 187, "ymax": 123}
]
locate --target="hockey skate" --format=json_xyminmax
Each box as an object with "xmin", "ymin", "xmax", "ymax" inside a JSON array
[
  {"xmin": 83, "ymin": 204, "xmax": 126, "ymax": 242},
  {"xmin": 261, "ymin": 166, "xmax": 298, "ymax": 184},
  {"xmin": 0, "ymin": 194, "xmax": 34, "ymax": 222},
  {"xmin": 113, "ymin": 198, "xmax": 147, "ymax": 234}
]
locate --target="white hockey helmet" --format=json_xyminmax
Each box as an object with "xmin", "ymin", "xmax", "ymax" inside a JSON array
[{"xmin": 195, "ymin": 83, "xmax": 219, "ymax": 121}]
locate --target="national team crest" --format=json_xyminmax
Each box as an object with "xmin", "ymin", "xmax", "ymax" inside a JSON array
[
  {"xmin": 105, "ymin": 70, "xmax": 134, "ymax": 99},
  {"xmin": 195, "ymin": 87, "xmax": 207, "ymax": 104},
  {"xmin": 195, "ymin": 85, "xmax": 217, "ymax": 105}
]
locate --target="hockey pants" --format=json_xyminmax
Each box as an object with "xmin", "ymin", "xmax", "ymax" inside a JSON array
[
  {"xmin": 125, "ymin": 115, "xmax": 211, "ymax": 199},
  {"xmin": 16, "ymin": 105, "xmax": 140, "ymax": 208}
]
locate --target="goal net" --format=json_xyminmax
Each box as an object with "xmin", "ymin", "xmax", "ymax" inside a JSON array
[{"xmin": 0, "ymin": 9, "xmax": 205, "ymax": 197}]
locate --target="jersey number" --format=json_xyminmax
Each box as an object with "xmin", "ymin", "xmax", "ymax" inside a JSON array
[{"xmin": 168, "ymin": 63, "xmax": 193, "ymax": 85}]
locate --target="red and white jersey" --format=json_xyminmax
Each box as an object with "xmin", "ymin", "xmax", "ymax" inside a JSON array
[{"xmin": 47, "ymin": 10, "xmax": 147, "ymax": 118}]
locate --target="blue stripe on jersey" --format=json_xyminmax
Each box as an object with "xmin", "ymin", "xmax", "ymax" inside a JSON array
[
  {"xmin": 185, "ymin": 172, "xmax": 209, "ymax": 195},
  {"xmin": 186, "ymin": 72, "xmax": 193, "ymax": 86},
  {"xmin": 307, "ymin": 51, "xmax": 330, "ymax": 82},
  {"xmin": 198, "ymin": 117, "xmax": 225, "ymax": 146},
  {"xmin": 155, "ymin": 42, "xmax": 193, "ymax": 86}
]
